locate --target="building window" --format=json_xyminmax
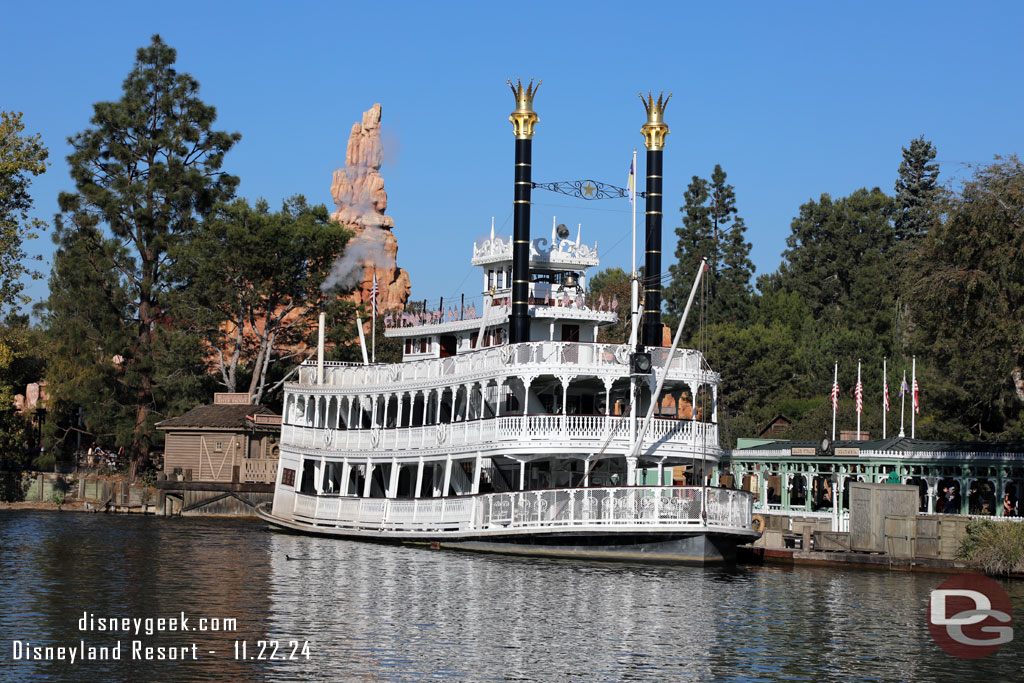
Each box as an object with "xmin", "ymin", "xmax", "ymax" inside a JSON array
[
  {"xmin": 215, "ymin": 441, "xmax": 223, "ymax": 451},
  {"xmin": 281, "ymin": 468, "xmax": 295, "ymax": 487}
]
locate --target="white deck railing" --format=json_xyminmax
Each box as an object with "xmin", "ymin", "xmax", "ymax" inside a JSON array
[
  {"xmin": 292, "ymin": 341, "xmax": 716, "ymax": 391},
  {"xmin": 280, "ymin": 414, "xmax": 719, "ymax": 456},
  {"xmin": 288, "ymin": 486, "xmax": 753, "ymax": 534}
]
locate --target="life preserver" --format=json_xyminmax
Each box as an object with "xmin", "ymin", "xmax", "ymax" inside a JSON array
[{"xmin": 751, "ymin": 514, "xmax": 766, "ymax": 534}]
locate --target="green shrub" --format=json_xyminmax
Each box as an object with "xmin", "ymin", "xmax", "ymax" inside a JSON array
[
  {"xmin": 957, "ymin": 519, "xmax": 1024, "ymax": 575},
  {"xmin": 0, "ymin": 471, "xmax": 27, "ymax": 502}
]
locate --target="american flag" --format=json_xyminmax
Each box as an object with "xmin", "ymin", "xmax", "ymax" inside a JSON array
[
  {"xmin": 371, "ymin": 273, "xmax": 379, "ymax": 318},
  {"xmin": 831, "ymin": 377, "xmax": 840, "ymax": 411},
  {"xmin": 913, "ymin": 377, "xmax": 920, "ymax": 414},
  {"xmin": 855, "ymin": 379, "xmax": 863, "ymax": 415},
  {"xmin": 883, "ymin": 375, "xmax": 890, "ymax": 412}
]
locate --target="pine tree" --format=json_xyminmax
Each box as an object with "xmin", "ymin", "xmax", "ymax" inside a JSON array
[
  {"xmin": 665, "ymin": 175, "xmax": 713, "ymax": 327},
  {"xmin": 169, "ymin": 196, "xmax": 351, "ymax": 405},
  {"xmin": 665, "ymin": 166, "xmax": 754, "ymax": 328},
  {"xmin": 894, "ymin": 136, "xmax": 940, "ymax": 240},
  {"xmin": 0, "ymin": 111, "xmax": 48, "ymax": 312},
  {"xmin": 48, "ymin": 35, "xmax": 239, "ymax": 479},
  {"xmin": 909, "ymin": 156, "xmax": 1024, "ymax": 438},
  {"xmin": 708, "ymin": 165, "xmax": 755, "ymax": 325}
]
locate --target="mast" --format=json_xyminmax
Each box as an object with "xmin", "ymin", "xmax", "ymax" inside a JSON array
[
  {"xmin": 629, "ymin": 257, "xmax": 707, "ymax": 462},
  {"xmin": 508, "ymin": 78, "xmax": 540, "ymax": 345}
]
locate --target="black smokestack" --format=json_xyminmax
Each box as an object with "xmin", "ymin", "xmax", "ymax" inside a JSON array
[
  {"xmin": 507, "ymin": 78, "xmax": 540, "ymax": 345},
  {"xmin": 639, "ymin": 91, "xmax": 671, "ymax": 347}
]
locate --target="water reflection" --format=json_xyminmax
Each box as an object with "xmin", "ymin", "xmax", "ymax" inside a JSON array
[{"xmin": 1, "ymin": 511, "xmax": 1022, "ymax": 681}]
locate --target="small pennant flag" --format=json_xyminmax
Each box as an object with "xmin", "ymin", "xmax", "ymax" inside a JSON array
[
  {"xmin": 913, "ymin": 377, "xmax": 920, "ymax": 414},
  {"xmin": 855, "ymin": 378, "xmax": 863, "ymax": 415},
  {"xmin": 831, "ymin": 377, "xmax": 840, "ymax": 411}
]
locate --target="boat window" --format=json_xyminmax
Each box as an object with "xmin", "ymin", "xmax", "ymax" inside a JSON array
[
  {"xmin": 439, "ymin": 335, "xmax": 457, "ymax": 358},
  {"xmin": 281, "ymin": 468, "xmax": 295, "ymax": 487},
  {"xmin": 561, "ymin": 324, "xmax": 580, "ymax": 342}
]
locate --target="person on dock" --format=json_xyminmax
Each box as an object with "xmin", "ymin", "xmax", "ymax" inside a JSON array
[{"xmin": 942, "ymin": 485, "xmax": 958, "ymax": 514}]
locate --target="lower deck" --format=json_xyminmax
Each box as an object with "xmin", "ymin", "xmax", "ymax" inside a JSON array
[{"xmin": 262, "ymin": 484, "xmax": 755, "ymax": 558}]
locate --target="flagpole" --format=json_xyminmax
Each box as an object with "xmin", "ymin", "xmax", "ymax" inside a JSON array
[
  {"xmin": 629, "ymin": 149, "xmax": 639, "ymax": 467},
  {"xmin": 856, "ymin": 359, "xmax": 862, "ymax": 440},
  {"xmin": 371, "ymin": 269, "xmax": 377, "ymax": 364},
  {"xmin": 882, "ymin": 357, "xmax": 887, "ymax": 440},
  {"xmin": 911, "ymin": 355, "xmax": 916, "ymax": 439},
  {"xmin": 630, "ymin": 148, "xmax": 639, "ymax": 348},
  {"xmin": 832, "ymin": 361, "xmax": 838, "ymax": 441},
  {"xmin": 899, "ymin": 369, "xmax": 906, "ymax": 438}
]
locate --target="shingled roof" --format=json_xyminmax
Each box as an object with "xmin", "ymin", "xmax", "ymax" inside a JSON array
[{"xmin": 156, "ymin": 403, "xmax": 279, "ymax": 430}]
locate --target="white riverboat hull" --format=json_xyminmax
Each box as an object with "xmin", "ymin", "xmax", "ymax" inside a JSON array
[{"xmin": 256, "ymin": 485, "xmax": 758, "ymax": 565}]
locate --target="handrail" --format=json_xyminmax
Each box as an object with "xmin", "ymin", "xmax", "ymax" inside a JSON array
[
  {"xmin": 286, "ymin": 485, "xmax": 753, "ymax": 534},
  {"xmin": 279, "ymin": 414, "xmax": 720, "ymax": 455},
  {"xmin": 290, "ymin": 340, "xmax": 715, "ymax": 391}
]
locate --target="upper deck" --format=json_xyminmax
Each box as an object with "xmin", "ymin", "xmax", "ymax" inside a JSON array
[{"xmin": 290, "ymin": 341, "xmax": 720, "ymax": 396}]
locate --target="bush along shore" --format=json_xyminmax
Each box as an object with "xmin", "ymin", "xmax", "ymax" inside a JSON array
[{"xmin": 957, "ymin": 519, "xmax": 1024, "ymax": 576}]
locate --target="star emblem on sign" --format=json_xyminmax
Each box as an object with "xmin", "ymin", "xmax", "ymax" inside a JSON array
[{"xmin": 582, "ymin": 182, "xmax": 596, "ymax": 198}]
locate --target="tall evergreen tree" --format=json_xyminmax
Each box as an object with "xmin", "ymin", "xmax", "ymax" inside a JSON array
[
  {"xmin": 665, "ymin": 175, "xmax": 713, "ymax": 327},
  {"xmin": 909, "ymin": 156, "xmax": 1024, "ymax": 438},
  {"xmin": 894, "ymin": 136, "xmax": 940, "ymax": 241},
  {"xmin": 774, "ymin": 188, "xmax": 895, "ymax": 330},
  {"xmin": 47, "ymin": 35, "xmax": 239, "ymax": 479},
  {"xmin": 708, "ymin": 165, "xmax": 755, "ymax": 324},
  {"xmin": 665, "ymin": 166, "xmax": 754, "ymax": 328},
  {"xmin": 0, "ymin": 110, "xmax": 48, "ymax": 313},
  {"xmin": 169, "ymin": 196, "xmax": 351, "ymax": 405}
]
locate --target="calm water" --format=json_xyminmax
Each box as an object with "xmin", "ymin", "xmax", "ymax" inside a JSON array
[{"xmin": 0, "ymin": 511, "xmax": 1020, "ymax": 681}]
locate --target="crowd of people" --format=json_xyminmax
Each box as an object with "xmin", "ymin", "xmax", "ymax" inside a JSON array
[{"xmin": 77, "ymin": 443, "xmax": 125, "ymax": 470}]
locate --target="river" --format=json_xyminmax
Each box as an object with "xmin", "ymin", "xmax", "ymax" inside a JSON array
[{"xmin": 0, "ymin": 510, "xmax": 1020, "ymax": 681}]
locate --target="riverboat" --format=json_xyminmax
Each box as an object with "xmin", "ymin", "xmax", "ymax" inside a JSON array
[{"xmin": 257, "ymin": 82, "xmax": 758, "ymax": 563}]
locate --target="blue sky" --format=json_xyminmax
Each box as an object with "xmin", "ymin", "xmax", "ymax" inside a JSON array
[{"xmin": 4, "ymin": 1, "xmax": 1023, "ymax": 314}]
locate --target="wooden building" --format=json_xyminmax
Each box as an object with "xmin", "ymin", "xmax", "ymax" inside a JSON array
[{"xmin": 157, "ymin": 393, "xmax": 281, "ymax": 483}]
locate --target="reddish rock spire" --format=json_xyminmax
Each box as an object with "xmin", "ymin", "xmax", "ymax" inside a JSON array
[{"xmin": 327, "ymin": 103, "xmax": 410, "ymax": 313}]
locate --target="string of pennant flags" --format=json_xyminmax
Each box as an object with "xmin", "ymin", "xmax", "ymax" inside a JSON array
[{"xmin": 830, "ymin": 356, "xmax": 920, "ymax": 441}]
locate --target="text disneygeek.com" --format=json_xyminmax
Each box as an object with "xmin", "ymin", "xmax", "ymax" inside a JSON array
[{"xmin": 9, "ymin": 612, "xmax": 311, "ymax": 663}]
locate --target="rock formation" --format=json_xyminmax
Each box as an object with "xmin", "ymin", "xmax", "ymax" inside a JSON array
[{"xmin": 328, "ymin": 103, "xmax": 411, "ymax": 313}]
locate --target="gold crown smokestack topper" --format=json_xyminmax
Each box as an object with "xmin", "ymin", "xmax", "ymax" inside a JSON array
[
  {"xmin": 508, "ymin": 78, "xmax": 541, "ymax": 139},
  {"xmin": 640, "ymin": 90, "xmax": 672, "ymax": 150}
]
